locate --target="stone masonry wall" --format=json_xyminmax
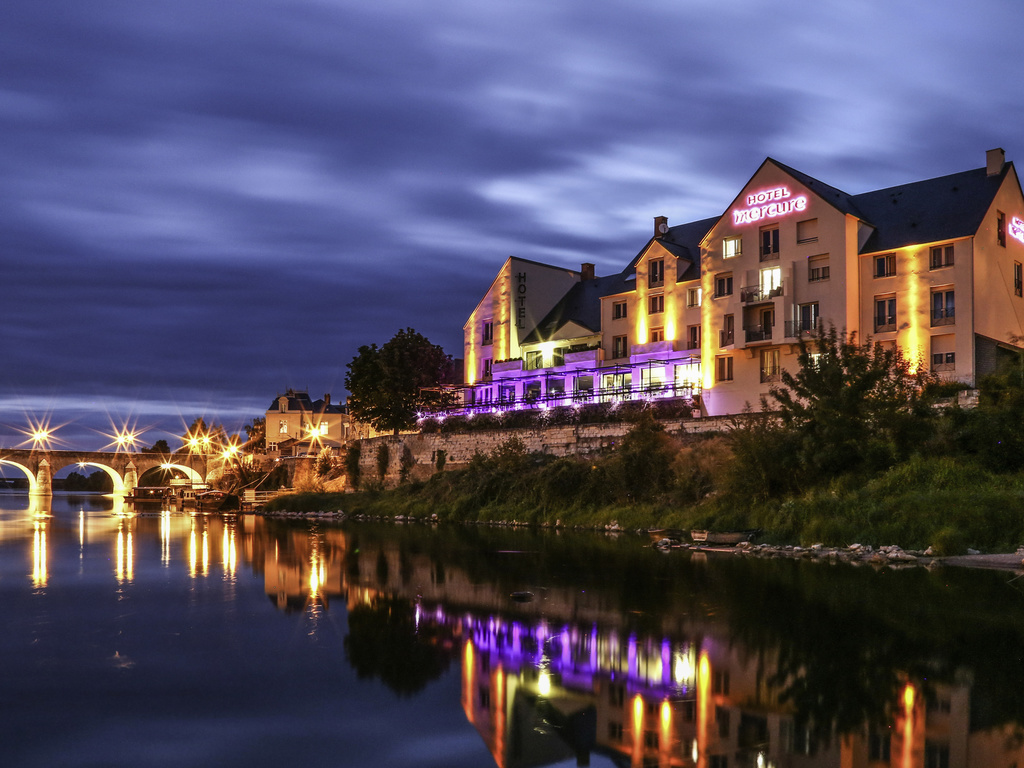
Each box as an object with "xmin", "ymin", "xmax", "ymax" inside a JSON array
[{"xmin": 354, "ymin": 416, "xmax": 734, "ymax": 488}]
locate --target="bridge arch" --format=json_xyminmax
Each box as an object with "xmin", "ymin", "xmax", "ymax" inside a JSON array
[
  {"xmin": 0, "ymin": 459, "xmax": 38, "ymax": 494},
  {"xmin": 70, "ymin": 462, "xmax": 126, "ymax": 494},
  {"xmin": 161, "ymin": 463, "xmax": 204, "ymax": 485}
]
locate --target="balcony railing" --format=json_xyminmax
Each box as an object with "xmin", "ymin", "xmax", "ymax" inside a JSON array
[
  {"xmin": 785, "ymin": 319, "xmax": 821, "ymax": 338},
  {"xmin": 719, "ymin": 328, "xmax": 735, "ymax": 347},
  {"xmin": 740, "ymin": 284, "xmax": 783, "ymax": 303},
  {"xmin": 931, "ymin": 309, "xmax": 955, "ymax": 327},
  {"xmin": 874, "ymin": 319, "xmax": 897, "ymax": 333},
  {"xmin": 744, "ymin": 324, "xmax": 773, "ymax": 343}
]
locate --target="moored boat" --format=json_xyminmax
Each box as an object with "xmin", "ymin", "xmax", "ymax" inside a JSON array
[
  {"xmin": 690, "ymin": 529, "xmax": 760, "ymax": 545},
  {"xmin": 647, "ymin": 528, "xmax": 688, "ymax": 543}
]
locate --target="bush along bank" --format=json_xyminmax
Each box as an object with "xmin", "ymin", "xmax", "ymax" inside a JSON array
[{"xmin": 265, "ymin": 329, "xmax": 1024, "ymax": 556}]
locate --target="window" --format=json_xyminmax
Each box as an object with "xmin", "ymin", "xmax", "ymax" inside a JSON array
[
  {"xmin": 649, "ymin": 327, "xmax": 664, "ymax": 343},
  {"xmin": 931, "ymin": 289, "xmax": 955, "ymax": 326},
  {"xmin": 552, "ymin": 347, "xmax": 566, "ymax": 367},
  {"xmin": 798, "ymin": 302, "xmax": 819, "ymax": 334},
  {"xmin": 612, "ymin": 301, "xmax": 627, "ymax": 319},
  {"xmin": 525, "ymin": 350, "xmax": 543, "ymax": 370},
  {"xmin": 808, "ymin": 254, "xmax": 830, "ymax": 282},
  {"xmin": 760, "ymin": 348, "xmax": 781, "ymax": 383},
  {"xmin": 760, "ymin": 266, "xmax": 782, "ymax": 297},
  {"xmin": 720, "ymin": 314, "xmax": 735, "ymax": 346},
  {"xmin": 723, "ymin": 236, "xmax": 742, "ymax": 258},
  {"xmin": 649, "ymin": 259, "xmax": 664, "ymax": 287},
  {"xmin": 648, "ymin": 294, "xmax": 664, "ymax": 314},
  {"xmin": 1016, "ymin": 262, "xmax": 1023, "ymax": 297},
  {"xmin": 278, "ymin": 420, "xmax": 288, "ymax": 435},
  {"xmin": 999, "ymin": 211, "xmax": 1007, "ymax": 247},
  {"xmin": 715, "ymin": 273, "xmax": 733, "ymax": 297},
  {"xmin": 875, "ymin": 296, "xmax": 896, "ymax": 332},
  {"xmin": 687, "ymin": 324, "xmax": 701, "ymax": 349},
  {"xmin": 716, "ymin": 356, "xmax": 733, "ymax": 382},
  {"xmin": 612, "ymin": 335, "xmax": 628, "ymax": 359},
  {"xmin": 930, "ymin": 244, "xmax": 954, "ymax": 269},
  {"xmin": 483, "ymin": 359, "xmax": 493, "ymax": 377},
  {"xmin": 760, "ymin": 226, "xmax": 779, "ymax": 260},
  {"xmin": 796, "ymin": 218, "xmax": 818, "ymax": 244},
  {"xmin": 875, "ymin": 253, "xmax": 895, "ymax": 277},
  {"xmin": 687, "ymin": 287, "xmax": 702, "ymax": 307}
]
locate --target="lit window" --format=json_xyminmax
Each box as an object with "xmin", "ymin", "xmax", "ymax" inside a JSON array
[
  {"xmin": 650, "ymin": 327, "xmax": 665, "ymax": 343},
  {"xmin": 649, "ymin": 259, "xmax": 664, "ymax": 287},
  {"xmin": 760, "ymin": 348, "xmax": 781, "ymax": 383},
  {"xmin": 649, "ymin": 294, "xmax": 664, "ymax": 314},
  {"xmin": 723, "ymin": 236, "xmax": 742, "ymax": 259},
  {"xmin": 760, "ymin": 266, "xmax": 782, "ymax": 297},
  {"xmin": 278, "ymin": 420, "xmax": 288, "ymax": 434},
  {"xmin": 612, "ymin": 301, "xmax": 627, "ymax": 319},
  {"xmin": 687, "ymin": 287, "xmax": 702, "ymax": 307},
  {"xmin": 525, "ymin": 351, "xmax": 542, "ymax": 370},
  {"xmin": 875, "ymin": 254, "xmax": 895, "ymax": 278},
  {"xmin": 929, "ymin": 245, "xmax": 954, "ymax": 269}
]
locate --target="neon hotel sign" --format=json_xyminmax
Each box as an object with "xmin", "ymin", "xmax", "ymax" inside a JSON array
[
  {"xmin": 733, "ymin": 186, "xmax": 808, "ymax": 225},
  {"xmin": 1010, "ymin": 215, "xmax": 1024, "ymax": 244}
]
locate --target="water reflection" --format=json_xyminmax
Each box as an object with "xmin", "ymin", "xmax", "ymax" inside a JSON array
[{"xmin": 3, "ymin": 497, "xmax": 1024, "ymax": 767}]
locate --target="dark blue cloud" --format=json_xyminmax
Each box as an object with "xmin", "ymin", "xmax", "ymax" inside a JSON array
[{"xmin": 2, "ymin": 0, "xmax": 1023, "ymax": 448}]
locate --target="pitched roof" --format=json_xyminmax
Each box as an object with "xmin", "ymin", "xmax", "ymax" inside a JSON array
[
  {"xmin": 769, "ymin": 158, "xmax": 868, "ymax": 220},
  {"xmin": 268, "ymin": 389, "xmax": 346, "ymax": 414},
  {"xmin": 850, "ymin": 164, "xmax": 1008, "ymax": 252},
  {"xmin": 521, "ymin": 272, "xmax": 627, "ymax": 344}
]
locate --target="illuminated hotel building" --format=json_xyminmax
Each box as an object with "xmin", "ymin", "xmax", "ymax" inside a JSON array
[{"xmin": 461, "ymin": 149, "xmax": 1024, "ymax": 417}]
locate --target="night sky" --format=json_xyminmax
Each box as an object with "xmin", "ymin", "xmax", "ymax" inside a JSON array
[{"xmin": 3, "ymin": 0, "xmax": 1024, "ymax": 450}]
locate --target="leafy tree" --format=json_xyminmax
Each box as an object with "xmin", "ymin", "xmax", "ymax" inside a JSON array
[
  {"xmin": 147, "ymin": 439, "xmax": 170, "ymax": 453},
  {"xmin": 345, "ymin": 328, "xmax": 454, "ymax": 434},
  {"xmin": 243, "ymin": 416, "xmax": 266, "ymax": 453},
  {"xmin": 763, "ymin": 326, "xmax": 935, "ymax": 485}
]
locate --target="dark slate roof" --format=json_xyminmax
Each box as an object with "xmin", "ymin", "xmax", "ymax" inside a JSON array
[
  {"xmin": 666, "ymin": 215, "xmax": 718, "ymax": 282},
  {"xmin": 769, "ymin": 158, "xmax": 868, "ymax": 220},
  {"xmin": 850, "ymin": 164, "xmax": 1008, "ymax": 252},
  {"xmin": 268, "ymin": 389, "xmax": 346, "ymax": 414},
  {"xmin": 522, "ymin": 272, "xmax": 628, "ymax": 344}
]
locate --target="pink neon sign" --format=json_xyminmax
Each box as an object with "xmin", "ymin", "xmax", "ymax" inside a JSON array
[
  {"xmin": 733, "ymin": 186, "xmax": 808, "ymax": 225},
  {"xmin": 1009, "ymin": 215, "xmax": 1024, "ymax": 244}
]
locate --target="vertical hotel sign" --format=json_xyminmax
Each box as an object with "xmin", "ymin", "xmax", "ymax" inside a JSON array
[
  {"xmin": 732, "ymin": 186, "xmax": 808, "ymax": 225},
  {"xmin": 516, "ymin": 272, "xmax": 527, "ymax": 328}
]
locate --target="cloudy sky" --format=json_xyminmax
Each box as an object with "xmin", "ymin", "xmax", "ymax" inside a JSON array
[{"xmin": 2, "ymin": 0, "xmax": 1023, "ymax": 449}]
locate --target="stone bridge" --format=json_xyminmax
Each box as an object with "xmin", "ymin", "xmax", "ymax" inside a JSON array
[{"xmin": 0, "ymin": 449, "xmax": 217, "ymax": 495}]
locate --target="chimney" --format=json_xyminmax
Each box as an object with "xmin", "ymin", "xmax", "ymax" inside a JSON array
[
  {"xmin": 987, "ymin": 148, "xmax": 1005, "ymax": 176},
  {"xmin": 323, "ymin": 393, "xmax": 331, "ymax": 405},
  {"xmin": 654, "ymin": 216, "xmax": 668, "ymax": 238},
  {"xmin": 580, "ymin": 262, "xmax": 595, "ymax": 281}
]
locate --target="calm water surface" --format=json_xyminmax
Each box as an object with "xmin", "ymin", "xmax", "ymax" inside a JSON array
[{"xmin": 3, "ymin": 492, "xmax": 1024, "ymax": 768}]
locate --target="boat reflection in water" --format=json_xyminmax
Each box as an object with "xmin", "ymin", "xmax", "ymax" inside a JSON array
[{"xmin": 247, "ymin": 520, "xmax": 1024, "ymax": 768}]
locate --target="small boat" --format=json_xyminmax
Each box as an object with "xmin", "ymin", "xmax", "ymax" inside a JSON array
[
  {"xmin": 125, "ymin": 486, "xmax": 173, "ymax": 505},
  {"xmin": 690, "ymin": 529, "xmax": 760, "ymax": 545}
]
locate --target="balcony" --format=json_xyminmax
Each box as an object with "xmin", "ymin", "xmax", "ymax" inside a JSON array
[
  {"xmin": 744, "ymin": 324, "xmax": 773, "ymax": 343},
  {"xmin": 740, "ymin": 284, "xmax": 783, "ymax": 304},
  {"xmin": 565, "ymin": 347, "xmax": 603, "ymax": 366},
  {"xmin": 931, "ymin": 309, "xmax": 955, "ymax": 327},
  {"xmin": 492, "ymin": 359, "xmax": 523, "ymax": 374},
  {"xmin": 785, "ymin": 320, "xmax": 822, "ymax": 338}
]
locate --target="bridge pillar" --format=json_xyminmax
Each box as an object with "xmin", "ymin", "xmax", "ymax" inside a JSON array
[
  {"xmin": 123, "ymin": 461, "xmax": 138, "ymax": 493},
  {"xmin": 34, "ymin": 459, "xmax": 52, "ymax": 496}
]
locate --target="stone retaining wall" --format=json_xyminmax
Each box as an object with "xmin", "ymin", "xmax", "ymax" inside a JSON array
[{"xmin": 354, "ymin": 415, "xmax": 734, "ymax": 487}]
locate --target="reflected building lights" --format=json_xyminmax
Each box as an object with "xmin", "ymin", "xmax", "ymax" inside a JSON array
[
  {"xmin": 32, "ymin": 519, "xmax": 47, "ymax": 588},
  {"xmin": 160, "ymin": 511, "xmax": 171, "ymax": 566}
]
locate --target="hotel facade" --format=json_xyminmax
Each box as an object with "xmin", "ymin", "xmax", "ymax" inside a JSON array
[{"xmin": 460, "ymin": 149, "xmax": 1024, "ymax": 417}]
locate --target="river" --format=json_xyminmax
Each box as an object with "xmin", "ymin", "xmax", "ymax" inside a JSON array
[{"xmin": 2, "ymin": 491, "xmax": 1024, "ymax": 768}]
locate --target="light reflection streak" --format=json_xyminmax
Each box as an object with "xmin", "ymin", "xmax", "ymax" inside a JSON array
[
  {"xmin": 32, "ymin": 518, "xmax": 47, "ymax": 587},
  {"xmin": 160, "ymin": 511, "xmax": 171, "ymax": 565}
]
